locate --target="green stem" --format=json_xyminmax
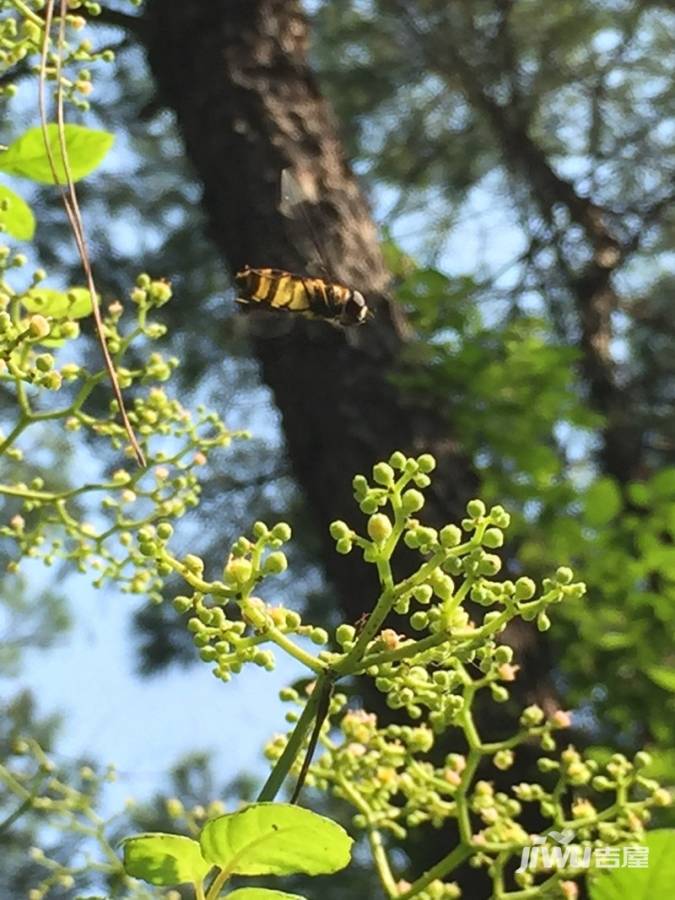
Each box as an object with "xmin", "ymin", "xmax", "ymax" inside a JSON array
[
  {"xmin": 9, "ymin": 0, "xmax": 44, "ymax": 27},
  {"xmin": 369, "ymin": 828, "xmax": 399, "ymax": 898},
  {"xmin": 267, "ymin": 626, "xmax": 324, "ymax": 673},
  {"xmin": 0, "ymin": 415, "xmax": 29, "ymax": 455},
  {"xmin": 256, "ymin": 671, "xmax": 332, "ymax": 802},
  {"xmin": 205, "ymin": 868, "xmax": 228, "ymax": 900},
  {"xmin": 396, "ymin": 843, "xmax": 473, "ymax": 900},
  {"xmin": 334, "ymin": 587, "xmax": 395, "ymax": 675},
  {"xmin": 357, "ymin": 629, "xmax": 449, "ymax": 670}
]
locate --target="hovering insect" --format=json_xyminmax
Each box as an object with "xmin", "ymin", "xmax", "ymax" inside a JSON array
[{"xmin": 235, "ymin": 169, "xmax": 370, "ymax": 327}]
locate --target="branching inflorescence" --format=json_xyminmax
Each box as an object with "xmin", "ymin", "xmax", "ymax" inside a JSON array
[{"xmin": 153, "ymin": 453, "xmax": 670, "ymax": 899}]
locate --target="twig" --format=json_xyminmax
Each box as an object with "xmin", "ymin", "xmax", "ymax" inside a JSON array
[{"xmin": 37, "ymin": 0, "xmax": 145, "ymax": 466}]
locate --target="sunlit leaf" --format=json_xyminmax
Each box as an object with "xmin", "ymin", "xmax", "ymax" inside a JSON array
[
  {"xmin": 0, "ymin": 125, "xmax": 114, "ymax": 184},
  {"xmin": 22, "ymin": 287, "xmax": 93, "ymax": 319},
  {"xmin": 589, "ymin": 831, "xmax": 675, "ymax": 900},
  {"xmin": 122, "ymin": 833, "xmax": 211, "ymax": 887},
  {"xmin": 200, "ymin": 803, "xmax": 352, "ymax": 876},
  {"xmin": 0, "ymin": 183, "xmax": 35, "ymax": 239},
  {"xmin": 583, "ymin": 478, "xmax": 622, "ymax": 527},
  {"xmin": 646, "ymin": 666, "xmax": 675, "ymax": 693}
]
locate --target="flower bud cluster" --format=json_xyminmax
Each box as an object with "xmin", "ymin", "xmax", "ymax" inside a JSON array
[
  {"xmin": 0, "ymin": 0, "xmax": 116, "ymax": 109},
  {"xmin": 4, "ymin": 734, "xmax": 120, "ymax": 898},
  {"xmin": 268, "ymin": 452, "xmax": 670, "ymax": 898},
  {"xmin": 170, "ymin": 521, "xmax": 331, "ymax": 682},
  {"xmin": 1, "ymin": 273, "xmax": 236, "ymax": 599}
]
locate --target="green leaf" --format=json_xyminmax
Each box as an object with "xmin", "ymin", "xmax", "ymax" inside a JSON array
[
  {"xmin": 0, "ymin": 184, "xmax": 35, "ymax": 239},
  {"xmin": 649, "ymin": 468, "xmax": 675, "ymax": 498},
  {"xmin": 200, "ymin": 803, "xmax": 353, "ymax": 877},
  {"xmin": 22, "ymin": 287, "xmax": 93, "ymax": 319},
  {"xmin": 646, "ymin": 666, "xmax": 675, "ymax": 693},
  {"xmin": 0, "ymin": 125, "xmax": 114, "ymax": 184},
  {"xmin": 226, "ymin": 890, "xmax": 306, "ymax": 900},
  {"xmin": 122, "ymin": 833, "xmax": 211, "ymax": 887},
  {"xmin": 627, "ymin": 481, "xmax": 650, "ymax": 507},
  {"xmin": 589, "ymin": 830, "xmax": 675, "ymax": 900},
  {"xmin": 583, "ymin": 477, "xmax": 622, "ymax": 527}
]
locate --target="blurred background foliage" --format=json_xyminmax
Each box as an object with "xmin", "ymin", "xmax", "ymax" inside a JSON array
[{"xmin": 1, "ymin": 0, "xmax": 674, "ymax": 895}]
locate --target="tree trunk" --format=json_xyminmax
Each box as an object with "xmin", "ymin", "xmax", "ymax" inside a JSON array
[{"xmin": 144, "ymin": 0, "xmax": 476, "ymax": 619}]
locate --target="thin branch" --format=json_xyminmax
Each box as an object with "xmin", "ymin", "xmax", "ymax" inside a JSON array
[{"xmin": 37, "ymin": 1, "xmax": 145, "ymax": 466}]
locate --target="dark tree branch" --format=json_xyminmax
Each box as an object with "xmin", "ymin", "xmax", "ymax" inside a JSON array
[{"xmin": 389, "ymin": 0, "xmax": 647, "ymax": 481}]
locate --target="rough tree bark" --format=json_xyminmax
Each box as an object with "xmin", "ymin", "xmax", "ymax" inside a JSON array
[{"xmin": 143, "ymin": 0, "xmax": 476, "ymax": 620}]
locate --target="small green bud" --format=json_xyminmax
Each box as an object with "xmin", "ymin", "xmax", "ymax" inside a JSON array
[
  {"xmin": 367, "ymin": 513, "xmax": 393, "ymax": 543},
  {"xmin": 35, "ymin": 353, "xmax": 54, "ymax": 372},
  {"xmin": 373, "ymin": 462, "xmax": 395, "ymax": 486},
  {"xmin": 401, "ymin": 489, "xmax": 424, "ymax": 514},
  {"xmin": 489, "ymin": 505, "xmax": 511, "ymax": 528},
  {"xmin": 40, "ymin": 371, "xmax": 62, "ymax": 390},
  {"xmin": 416, "ymin": 453, "xmax": 436, "ymax": 473},
  {"xmin": 389, "ymin": 451, "xmax": 406, "ymax": 469},
  {"xmin": 410, "ymin": 611, "xmax": 428, "ymax": 631},
  {"xmin": 493, "ymin": 749, "xmax": 514, "ymax": 771},
  {"xmin": 336, "ymin": 624, "xmax": 356, "ymax": 646},
  {"xmin": 634, "ymin": 751, "xmax": 652, "ymax": 769},
  {"xmin": 263, "ymin": 551, "xmax": 288, "ymax": 575},
  {"xmin": 413, "ymin": 584, "xmax": 433, "ymax": 604},
  {"xmin": 310, "ymin": 627, "xmax": 328, "ymax": 645},
  {"xmin": 555, "ymin": 566, "xmax": 574, "ymax": 584},
  {"xmin": 28, "ymin": 314, "xmax": 50, "ymax": 339},
  {"xmin": 184, "ymin": 554, "xmax": 204, "ymax": 574},
  {"xmin": 478, "ymin": 553, "xmax": 501, "ymax": 576},
  {"xmin": 60, "ymin": 321, "xmax": 80, "ymax": 339},
  {"xmin": 490, "ymin": 684, "xmax": 509, "ymax": 703},
  {"xmin": 536, "ymin": 612, "xmax": 551, "ymax": 632},
  {"xmin": 150, "ymin": 279, "xmax": 172, "ymax": 305},
  {"xmin": 467, "ymin": 499, "xmax": 486, "ymax": 518},
  {"xmin": 439, "ymin": 524, "xmax": 461, "ymax": 548},
  {"xmin": 225, "ymin": 557, "xmax": 252, "ymax": 584},
  {"xmin": 653, "ymin": 787, "xmax": 672, "ymax": 806},
  {"xmin": 165, "ymin": 797, "xmax": 185, "ymax": 818},
  {"xmin": 271, "ymin": 522, "xmax": 291, "ymax": 541},
  {"xmin": 330, "ymin": 520, "xmax": 351, "ymax": 540},
  {"xmin": 60, "ymin": 363, "xmax": 80, "ymax": 380},
  {"xmin": 591, "ymin": 775, "xmax": 614, "ymax": 791},
  {"xmin": 514, "ymin": 577, "xmax": 536, "ymax": 600},
  {"xmin": 336, "ymin": 538, "xmax": 353, "ymax": 555},
  {"xmin": 359, "ymin": 497, "xmax": 378, "ymax": 515},
  {"xmin": 520, "ymin": 705, "xmax": 544, "ymax": 727},
  {"xmin": 482, "ymin": 528, "xmax": 504, "ymax": 549},
  {"xmin": 352, "ymin": 474, "xmax": 368, "ymax": 498},
  {"xmin": 429, "ymin": 571, "xmax": 454, "ymax": 601}
]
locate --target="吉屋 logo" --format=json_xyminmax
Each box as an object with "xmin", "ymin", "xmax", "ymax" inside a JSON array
[{"xmin": 516, "ymin": 829, "xmax": 649, "ymax": 872}]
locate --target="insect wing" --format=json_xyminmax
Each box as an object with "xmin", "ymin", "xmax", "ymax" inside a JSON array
[
  {"xmin": 280, "ymin": 167, "xmax": 309, "ymax": 218},
  {"xmin": 279, "ymin": 168, "xmax": 332, "ymax": 278}
]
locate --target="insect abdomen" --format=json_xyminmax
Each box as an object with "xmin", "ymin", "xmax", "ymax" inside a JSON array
[
  {"xmin": 236, "ymin": 266, "xmax": 313, "ymax": 313},
  {"xmin": 235, "ymin": 266, "xmax": 367, "ymax": 325}
]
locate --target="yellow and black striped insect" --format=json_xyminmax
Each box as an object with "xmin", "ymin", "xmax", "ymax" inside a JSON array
[{"xmin": 235, "ymin": 170, "xmax": 370, "ymax": 327}]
